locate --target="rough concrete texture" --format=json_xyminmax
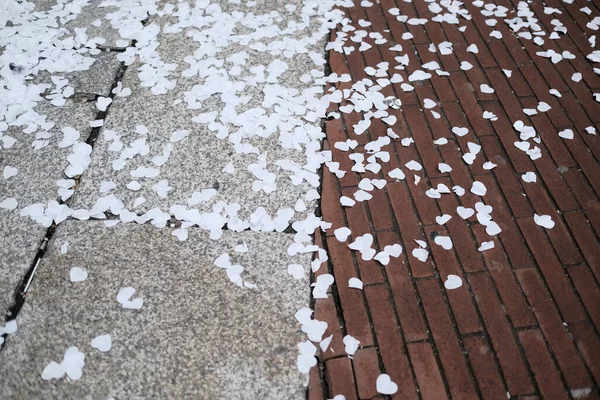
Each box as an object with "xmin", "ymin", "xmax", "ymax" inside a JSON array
[
  {"xmin": 0, "ymin": 213, "xmax": 45, "ymax": 318},
  {"xmin": 33, "ymin": 50, "xmax": 122, "ymax": 97},
  {"xmin": 0, "ymin": 221, "xmax": 309, "ymax": 399},
  {"xmin": 1, "ymin": 99, "xmax": 96, "ymax": 203},
  {"xmin": 65, "ymin": 51, "xmax": 122, "ymax": 96},
  {"xmin": 0, "ymin": 100, "xmax": 96, "ymax": 315},
  {"xmin": 69, "ymin": 10, "xmax": 324, "ymax": 220}
]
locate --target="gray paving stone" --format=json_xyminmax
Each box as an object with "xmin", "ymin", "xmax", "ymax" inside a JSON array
[
  {"xmin": 0, "ymin": 221, "xmax": 309, "ymax": 399},
  {"xmin": 70, "ymin": 12, "xmax": 325, "ymax": 221},
  {"xmin": 61, "ymin": 51, "xmax": 122, "ymax": 97},
  {"xmin": 0, "ymin": 213, "xmax": 45, "ymax": 318},
  {"xmin": 0, "ymin": 100, "xmax": 96, "ymax": 315}
]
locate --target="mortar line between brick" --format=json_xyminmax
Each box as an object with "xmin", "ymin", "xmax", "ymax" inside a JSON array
[
  {"xmin": 512, "ymin": 268, "xmax": 598, "ymax": 397},
  {"xmin": 392, "ymin": 9, "xmax": 555, "ymax": 399},
  {"xmin": 338, "ymin": 10, "xmax": 423, "ymax": 399},
  {"xmin": 360, "ymin": 3, "xmax": 490, "ymax": 398},
  {"xmin": 473, "ymin": 71, "xmax": 600, "ymax": 355}
]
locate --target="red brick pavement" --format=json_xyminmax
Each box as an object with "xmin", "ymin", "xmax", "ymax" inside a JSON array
[{"xmin": 310, "ymin": 1, "xmax": 600, "ymax": 399}]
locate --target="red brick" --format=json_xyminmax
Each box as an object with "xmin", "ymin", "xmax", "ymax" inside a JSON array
[
  {"xmin": 442, "ymin": 93, "xmax": 494, "ymax": 137},
  {"xmin": 407, "ymin": 342, "xmax": 448, "ymax": 400},
  {"xmin": 466, "ymin": 66, "xmax": 498, "ymax": 102},
  {"xmin": 314, "ymin": 296, "xmax": 346, "ymax": 359},
  {"xmin": 564, "ymin": 211, "xmax": 600, "ymax": 282},
  {"xmin": 518, "ymin": 186, "xmax": 582, "ymax": 266},
  {"xmin": 402, "ymin": 105, "xmax": 444, "ymax": 180},
  {"xmin": 377, "ymin": 231, "xmax": 428, "ymax": 342},
  {"xmin": 352, "ymin": 347, "xmax": 381, "ymax": 399},
  {"xmin": 516, "ymin": 268, "xmax": 593, "ymax": 391},
  {"xmin": 528, "ymin": 112, "xmax": 576, "ymax": 169},
  {"xmin": 468, "ymin": 274, "xmax": 534, "ymax": 395},
  {"xmin": 327, "ymin": 236, "xmax": 374, "ymax": 347},
  {"xmin": 422, "ymin": 225, "xmax": 482, "ymax": 334},
  {"xmin": 561, "ymin": 148, "xmax": 600, "ymax": 203},
  {"xmin": 518, "ymin": 329, "xmax": 569, "ymax": 400},
  {"xmin": 414, "ymin": 45, "xmax": 457, "ymax": 102},
  {"xmin": 463, "ymin": 335, "xmax": 510, "ymax": 399},
  {"xmin": 460, "ymin": 21, "xmax": 498, "ymax": 69},
  {"xmin": 387, "ymin": 181, "xmax": 434, "ymax": 278},
  {"xmin": 563, "ymin": 170, "xmax": 600, "ymax": 236},
  {"xmin": 559, "ymin": 93, "xmax": 600, "ymax": 157},
  {"xmin": 478, "ymin": 143, "xmax": 532, "ymax": 213},
  {"xmin": 366, "ymin": 188, "xmax": 394, "ymax": 232},
  {"xmin": 570, "ymin": 322, "xmax": 600, "ymax": 386},
  {"xmin": 326, "ymin": 357, "xmax": 358, "ymax": 400},
  {"xmin": 475, "ymin": 173, "xmax": 533, "ymax": 268},
  {"xmin": 568, "ymin": 265, "xmax": 600, "ymax": 332},
  {"xmin": 321, "ymin": 169, "xmax": 346, "ymax": 236},
  {"xmin": 470, "ymin": 224, "xmax": 536, "ymax": 328},
  {"xmin": 417, "ymin": 279, "xmax": 478, "ymax": 399},
  {"xmin": 364, "ymin": 285, "xmax": 419, "ymax": 400},
  {"xmin": 449, "ymin": 73, "xmax": 491, "ymax": 136},
  {"xmin": 340, "ymin": 187, "xmax": 371, "ymax": 236},
  {"xmin": 431, "ymin": 177, "xmax": 486, "ymax": 273},
  {"xmin": 482, "ymin": 102, "xmax": 536, "ymax": 173},
  {"xmin": 308, "ymin": 364, "xmax": 325, "ymax": 400},
  {"xmin": 517, "ymin": 218, "xmax": 587, "ymax": 323}
]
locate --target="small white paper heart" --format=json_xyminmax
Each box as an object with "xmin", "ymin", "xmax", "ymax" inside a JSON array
[
  {"xmin": 444, "ymin": 274, "xmax": 463, "ymax": 290},
  {"xmin": 423, "ymin": 98, "xmax": 437, "ymax": 109},
  {"xmin": 340, "ymin": 196, "xmax": 356, "ymax": 207},
  {"xmin": 334, "ymin": 227, "xmax": 352, "ymax": 242},
  {"xmin": 471, "ymin": 181, "xmax": 487, "ymax": 196},
  {"xmin": 376, "ymin": 374, "xmax": 398, "ymax": 395},
  {"xmin": 91, "ymin": 334, "xmax": 112, "ymax": 352},
  {"xmin": 288, "ymin": 264, "xmax": 304, "ymax": 280},
  {"xmin": 478, "ymin": 241, "xmax": 495, "ymax": 252},
  {"xmin": 69, "ymin": 267, "xmax": 88, "ymax": 282},
  {"xmin": 434, "ymin": 235, "xmax": 453, "ymax": 250},
  {"xmin": 537, "ymin": 102, "xmax": 551, "ymax": 112},
  {"xmin": 354, "ymin": 190, "xmax": 373, "ymax": 202},
  {"xmin": 438, "ymin": 163, "xmax": 452, "ymax": 173},
  {"xmin": 453, "ymin": 186, "xmax": 465, "ymax": 196},
  {"xmin": 457, "ymin": 207, "xmax": 475, "ymax": 219},
  {"xmin": 96, "ymin": 96, "xmax": 112, "ymax": 112},
  {"xmin": 388, "ymin": 168, "xmax": 405, "ymax": 180},
  {"xmin": 522, "ymin": 172, "xmax": 537, "ymax": 183},
  {"xmin": 462, "ymin": 153, "xmax": 476, "ymax": 165},
  {"xmin": 384, "ymin": 244, "xmax": 403, "ymax": 257},
  {"xmin": 343, "ymin": 335, "xmax": 360, "ymax": 355},
  {"xmin": 452, "ymin": 127, "xmax": 469, "ymax": 137},
  {"xmin": 426, "ymin": 188, "xmax": 441, "ymax": 199},
  {"xmin": 485, "ymin": 221, "xmax": 502, "ymax": 235},
  {"xmin": 0, "ymin": 198, "xmax": 18, "ymax": 210},
  {"xmin": 534, "ymin": 214, "xmax": 555, "ymax": 229},
  {"xmin": 405, "ymin": 160, "xmax": 423, "ymax": 171},
  {"xmin": 412, "ymin": 247, "xmax": 429, "ymax": 262},
  {"xmin": 480, "ymin": 84, "xmax": 495, "ymax": 93},
  {"xmin": 3, "ymin": 166, "xmax": 18, "ymax": 179},
  {"xmin": 436, "ymin": 214, "xmax": 452, "ymax": 225},
  {"xmin": 374, "ymin": 251, "xmax": 390, "ymax": 265},
  {"xmin": 349, "ymin": 277, "xmax": 364, "ymax": 289},
  {"xmin": 461, "ymin": 61, "xmax": 473, "ymax": 70},
  {"xmin": 558, "ymin": 129, "xmax": 573, "ymax": 139}
]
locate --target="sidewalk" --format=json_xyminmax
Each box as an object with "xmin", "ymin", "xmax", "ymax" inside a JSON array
[
  {"xmin": 1, "ymin": 0, "xmax": 599, "ymax": 399},
  {"xmin": 312, "ymin": 1, "xmax": 600, "ymax": 399}
]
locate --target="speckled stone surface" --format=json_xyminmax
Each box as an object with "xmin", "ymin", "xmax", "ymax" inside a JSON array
[
  {"xmin": 69, "ymin": 7, "xmax": 325, "ymax": 221},
  {"xmin": 0, "ymin": 221, "xmax": 309, "ymax": 399},
  {"xmin": 0, "ymin": 99, "xmax": 96, "ymax": 316}
]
